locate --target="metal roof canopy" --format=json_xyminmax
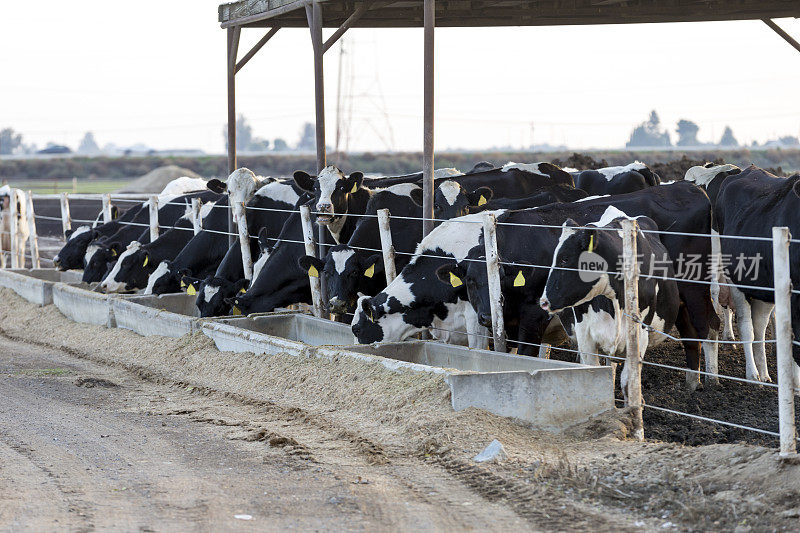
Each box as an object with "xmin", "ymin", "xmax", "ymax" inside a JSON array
[{"xmin": 220, "ymin": 0, "xmax": 800, "ymax": 341}]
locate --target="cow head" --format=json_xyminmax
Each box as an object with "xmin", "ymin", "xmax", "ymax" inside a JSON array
[
  {"xmin": 298, "ymin": 245, "xmax": 383, "ymax": 314},
  {"xmin": 54, "ymin": 226, "xmax": 95, "ymax": 270},
  {"xmin": 193, "ymin": 275, "xmax": 250, "ymax": 317},
  {"xmin": 293, "ymin": 166, "xmax": 364, "ymax": 226},
  {"xmin": 410, "ymin": 180, "xmax": 493, "ymax": 220},
  {"xmin": 82, "ymin": 241, "xmax": 122, "ymax": 283},
  {"xmin": 143, "ymin": 260, "xmax": 181, "ymax": 295},
  {"xmin": 100, "ymin": 241, "xmax": 154, "ymax": 292},
  {"xmin": 540, "ymin": 219, "xmax": 614, "ymax": 314}
]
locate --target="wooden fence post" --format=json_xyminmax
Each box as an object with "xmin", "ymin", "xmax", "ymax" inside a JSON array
[
  {"xmin": 236, "ymin": 201, "xmax": 253, "ymax": 280},
  {"xmin": 102, "ymin": 194, "xmax": 113, "ymax": 223},
  {"xmin": 25, "ymin": 191, "xmax": 40, "ymax": 269},
  {"xmin": 191, "ymin": 198, "xmax": 202, "ymax": 235},
  {"xmin": 483, "ymin": 213, "xmax": 507, "ymax": 353},
  {"xmin": 621, "ymin": 218, "xmax": 644, "ymax": 441},
  {"xmin": 60, "ymin": 193, "xmax": 72, "ymax": 236},
  {"xmin": 148, "ymin": 196, "xmax": 159, "ymax": 242},
  {"xmin": 300, "ymin": 204, "xmax": 323, "ymax": 317},
  {"xmin": 9, "ymin": 189, "xmax": 19, "ymax": 269},
  {"xmin": 377, "ymin": 208, "xmax": 397, "ymax": 284},
  {"xmin": 772, "ymin": 226, "xmax": 797, "ymax": 457}
]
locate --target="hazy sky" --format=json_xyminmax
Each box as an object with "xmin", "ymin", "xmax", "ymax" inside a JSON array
[{"xmin": 2, "ymin": 1, "xmax": 799, "ymax": 153}]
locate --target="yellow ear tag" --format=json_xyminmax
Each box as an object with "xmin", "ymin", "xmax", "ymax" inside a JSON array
[
  {"xmin": 186, "ymin": 284, "xmax": 196, "ymax": 296},
  {"xmin": 350, "ymin": 182, "xmax": 358, "ymax": 194},
  {"xmin": 513, "ymin": 270, "xmax": 526, "ymax": 287},
  {"xmin": 308, "ymin": 265, "xmax": 319, "ymax": 278},
  {"xmin": 111, "ymin": 249, "xmax": 117, "ymax": 257},
  {"xmin": 588, "ymin": 234, "xmax": 594, "ymax": 254},
  {"xmin": 239, "ymin": 288, "xmax": 247, "ymax": 294},
  {"xmin": 449, "ymin": 272, "xmax": 463, "ymax": 288},
  {"xmin": 180, "ymin": 280, "xmax": 186, "ymax": 289},
  {"xmin": 143, "ymin": 256, "xmax": 149, "ymax": 267},
  {"xmin": 232, "ymin": 306, "xmax": 242, "ymax": 316},
  {"xmin": 364, "ymin": 264, "xmax": 375, "ymax": 278},
  {"xmin": 478, "ymin": 195, "xmax": 487, "ymax": 206}
]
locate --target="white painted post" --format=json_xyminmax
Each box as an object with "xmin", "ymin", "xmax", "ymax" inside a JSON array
[
  {"xmin": 538, "ymin": 343, "xmax": 551, "ymax": 359},
  {"xmin": 25, "ymin": 191, "xmax": 40, "ymax": 269},
  {"xmin": 71, "ymin": 177, "xmax": 78, "ymax": 193},
  {"xmin": 102, "ymin": 194, "xmax": 113, "ymax": 223},
  {"xmin": 60, "ymin": 193, "xmax": 72, "ymax": 236},
  {"xmin": 621, "ymin": 218, "xmax": 644, "ymax": 442},
  {"xmin": 300, "ymin": 204, "xmax": 323, "ymax": 317},
  {"xmin": 483, "ymin": 213, "xmax": 507, "ymax": 353},
  {"xmin": 191, "ymin": 198, "xmax": 202, "ymax": 235},
  {"xmin": 9, "ymin": 189, "xmax": 19, "ymax": 269},
  {"xmin": 377, "ymin": 208, "xmax": 397, "ymax": 284},
  {"xmin": 236, "ymin": 201, "xmax": 253, "ymax": 280},
  {"xmin": 772, "ymin": 226, "xmax": 797, "ymax": 457},
  {"xmin": 148, "ymin": 195, "xmax": 159, "ymax": 242}
]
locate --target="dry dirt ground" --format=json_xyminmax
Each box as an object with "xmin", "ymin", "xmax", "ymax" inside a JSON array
[{"xmin": 1, "ymin": 288, "xmax": 799, "ymax": 532}]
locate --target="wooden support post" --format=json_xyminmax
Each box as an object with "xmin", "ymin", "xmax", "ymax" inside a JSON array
[
  {"xmin": 322, "ymin": 1, "xmax": 376, "ymax": 53},
  {"xmin": 300, "ymin": 205, "xmax": 323, "ymax": 317},
  {"xmin": 102, "ymin": 194, "xmax": 112, "ymax": 223},
  {"xmin": 227, "ymin": 26, "xmax": 240, "ymax": 249},
  {"xmin": 148, "ymin": 196, "xmax": 159, "ymax": 243},
  {"xmin": 621, "ymin": 218, "xmax": 644, "ymax": 441},
  {"xmin": 235, "ymin": 27, "xmax": 280, "ymax": 73},
  {"xmin": 421, "ymin": 0, "xmax": 435, "ymax": 238},
  {"xmin": 483, "ymin": 213, "xmax": 507, "ymax": 353},
  {"xmin": 71, "ymin": 177, "xmax": 78, "ymax": 193},
  {"xmin": 25, "ymin": 191, "xmax": 40, "ymax": 269},
  {"xmin": 538, "ymin": 343, "xmax": 551, "ymax": 359},
  {"xmin": 60, "ymin": 193, "xmax": 72, "ymax": 236},
  {"xmin": 191, "ymin": 198, "xmax": 202, "ymax": 235},
  {"xmin": 763, "ymin": 19, "xmax": 800, "ymax": 55},
  {"xmin": 9, "ymin": 189, "xmax": 19, "ymax": 269},
  {"xmin": 772, "ymin": 226, "xmax": 798, "ymax": 457},
  {"xmin": 236, "ymin": 202, "xmax": 254, "ymax": 280},
  {"xmin": 377, "ymin": 208, "xmax": 397, "ymax": 284}
]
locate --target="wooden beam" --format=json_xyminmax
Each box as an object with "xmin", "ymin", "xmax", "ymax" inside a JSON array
[
  {"xmin": 322, "ymin": 1, "xmax": 377, "ymax": 54},
  {"xmin": 235, "ymin": 27, "xmax": 280, "ymax": 73},
  {"xmin": 422, "ymin": 0, "xmax": 434, "ymax": 237},
  {"xmin": 763, "ymin": 18, "xmax": 800, "ymax": 55}
]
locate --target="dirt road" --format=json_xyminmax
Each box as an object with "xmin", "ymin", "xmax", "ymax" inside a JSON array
[{"xmin": 0, "ymin": 335, "xmax": 534, "ymax": 531}]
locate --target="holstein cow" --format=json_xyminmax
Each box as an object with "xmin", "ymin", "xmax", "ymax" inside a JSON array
[
  {"xmin": 351, "ymin": 211, "xmax": 501, "ymax": 347},
  {"xmin": 54, "ymin": 203, "xmax": 139, "ymax": 271},
  {"xmin": 690, "ymin": 164, "xmax": 800, "ymax": 388},
  {"xmin": 99, "ymin": 192, "xmax": 221, "ymax": 292},
  {"xmin": 437, "ymin": 182, "xmax": 718, "ymax": 389},
  {"xmin": 143, "ymin": 168, "xmax": 269, "ymax": 294},
  {"xmin": 187, "ymin": 183, "xmax": 310, "ymax": 317},
  {"xmin": 574, "ymin": 162, "xmax": 660, "ymax": 196},
  {"xmin": 539, "ymin": 209, "xmax": 680, "ymax": 397},
  {"xmin": 298, "ymin": 183, "xmax": 424, "ymax": 316}
]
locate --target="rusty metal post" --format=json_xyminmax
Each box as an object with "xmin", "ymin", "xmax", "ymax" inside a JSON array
[{"xmin": 422, "ymin": 0, "xmax": 435, "ymax": 237}]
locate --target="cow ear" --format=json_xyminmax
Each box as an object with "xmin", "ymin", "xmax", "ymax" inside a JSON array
[
  {"xmin": 585, "ymin": 229, "xmax": 598, "ymax": 253},
  {"xmin": 564, "ymin": 218, "xmax": 579, "ymax": 229},
  {"xmin": 362, "ymin": 254, "xmax": 383, "ymax": 278},
  {"xmin": 110, "ymin": 206, "xmax": 120, "ymax": 220},
  {"xmin": 346, "ymin": 172, "xmax": 364, "ymax": 193},
  {"xmin": 233, "ymin": 278, "xmax": 250, "ymax": 293},
  {"xmin": 409, "ymin": 188, "xmax": 424, "ymax": 207},
  {"xmin": 435, "ymin": 262, "xmax": 465, "ymax": 287},
  {"xmin": 207, "ymin": 178, "xmax": 227, "ymax": 194},
  {"xmin": 108, "ymin": 242, "xmax": 123, "ymax": 257},
  {"xmin": 297, "ymin": 255, "xmax": 324, "ymax": 277},
  {"xmin": 64, "ymin": 228, "xmax": 74, "ymax": 239},
  {"xmin": 293, "ymin": 171, "xmax": 315, "ymax": 192},
  {"xmin": 257, "ymin": 227, "xmax": 272, "ymax": 253},
  {"xmin": 360, "ymin": 297, "xmax": 375, "ymax": 320},
  {"xmin": 467, "ymin": 186, "xmax": 493, "ymax": 207}
]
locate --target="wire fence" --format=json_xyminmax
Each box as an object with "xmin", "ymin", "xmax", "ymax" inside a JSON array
[{"xmin": 0, "ymin": 185, "xmax": 797, "ymax": 454}]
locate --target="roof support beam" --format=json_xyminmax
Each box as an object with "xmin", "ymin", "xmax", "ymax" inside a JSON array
[
  {"xmin": 322, "ymin": 1, "xmax": 377, "ymax": 54},
  {"xmin": 235, "ymin": 27, "xmax": 281, "ymax": 73},
  {"xmin": 763, "ymin": 18, "xmax": 800, "ymax": 55},
  {"xmin": 226, "ymin": 26, "xmax": 241, "ymax": 247},
  {"xmin": 422, "ymin": 0, "xmax": 435, "ymax": 238}
]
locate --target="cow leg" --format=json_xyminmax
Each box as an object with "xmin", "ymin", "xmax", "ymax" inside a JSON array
[
  {"xmin": 730, "ymin": 286, "xmax": 760, "ymax": 382},
  {"xmin": 702, "ymin": 329, "xmax": 720, "ymax": 386},
  {"xmin": 675, "ymin": 302, "xmax": 702, "ymax": 390},
  {"xmin": 751, "ymin": 299, "xmax": 774, "ymax": 383}
]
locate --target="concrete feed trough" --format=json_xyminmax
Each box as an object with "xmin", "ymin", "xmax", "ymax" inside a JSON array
[
  {"xmin": 202, "ymin": 313, "xmax": 353, "ymax": 356},
  {"xmin": 111, "ymin": 293, "xmax": 203, "ymax": 338},
  {"xmin": 339, "ymin": 341, "xmax": 614, "ymax": 429},
  {"xmin": 0, "ymin": 268, "xmax": 83, "ymax": 305},
  {"xmin": 52, "ymin": 282, "xmax": 114, "ymax": 327}
]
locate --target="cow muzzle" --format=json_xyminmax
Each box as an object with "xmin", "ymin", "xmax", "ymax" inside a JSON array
[
  {"xmin": 329, "ymin": 296, "xmax": 347, "ymax": 313},
  {"xmin": 316, "ymin": 202, "xmax": 335, "ymax": 224},
  {"xmin": 478, "ymin": 312, "xmax": 493, "ymax": 328},
  {"xmin": 539, "ymin": 297, "xmax": 551, "ymax": 312}
]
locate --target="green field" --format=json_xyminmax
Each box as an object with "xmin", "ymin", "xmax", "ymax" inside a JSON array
[{"xmin": 4, "ymin": 179, "xmax": 133, "ymax": 195}]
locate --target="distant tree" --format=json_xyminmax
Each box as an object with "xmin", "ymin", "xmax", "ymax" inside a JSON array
[
  {"xmin": 779, "ymin": 135, "xmax": 800, "ymax": 147},
  {"xmin": 296, "ymin": 122, "xmax": 316, "ymax": 151},
  {"xmin": 676, "ymin": 119, "xmax": 700, "ymax": 146},
  {"xmin": 0, "ymin": 128, "xmax": 23, "ymax": 155},
  {"xmin": 719, "ymin": 126, "xmax": 739, "ymax": 147},
  {"xmin": 248, "ymin": 138, "xmax": 270, "ymax": 152},
  {"xmin": 626, "ymin": 110, "xmax": 672, "ymax": 148},
  {"xmin": 222, "ymin": 113, "xmax": 254, "ymax": 152},
  {"xmin": 273, "ymin": 138, "xmax": 289, "ymax": 151},
  {"xmin": 78, "ymin": 132, "xmax": 100, "ymax": 154}
]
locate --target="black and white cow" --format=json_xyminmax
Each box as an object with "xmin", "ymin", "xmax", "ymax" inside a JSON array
[
  {"xmin": 99, "ymin": 192, "xmax": 221, "ymax": 292},
  {"xmin": 437, "ymin": 182, "xmax": 718, "ymax": 389},
  {"xmin": 351, "ymin": 211, "xmax": 499, "ymax": 347},
  {"xmin": 688, "ymin": 164, "xmax": 800, "ymax": 388},
  {"xmin": 539, "ymin": 210, "xmax": 680, "ymax": 395},
  {"xmin": 574, "ymin": 162, "xmax": 660, "ymax": 196},
  {"xmin": 52, "ymin": 205, "xmax": 124, "ymax": 271},
  {"xmin": 143, "ymin": 168, "xmax": 268, "ymax": 295},
  {"xmin": 297, "ymin": 183, "xmax": 423, "ymax": 315}
]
